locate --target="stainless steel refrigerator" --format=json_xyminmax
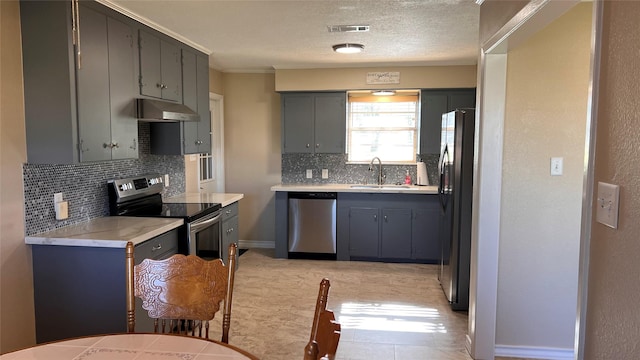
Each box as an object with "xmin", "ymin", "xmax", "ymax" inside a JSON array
[{"xmin": 438, "ymin": 109, "xmax": 475, "ymax": 311}]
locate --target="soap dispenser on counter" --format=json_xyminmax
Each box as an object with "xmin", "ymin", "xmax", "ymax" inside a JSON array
[{"xmin": 404, "ymin": 170, "xmax": 412, "ymax": 185}]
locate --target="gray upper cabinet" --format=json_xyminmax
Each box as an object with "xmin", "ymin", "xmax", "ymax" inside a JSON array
[
  {"xmin": 420, "ymin": 89, "xmax": 476, "ymax": 154},
  {"xmin": 138, "ymin": 30, "xmax": 182, "ymax": 102},
  {"xmin": 77, "ymin": 11, "xmax": 137, "ymax": 161},
  {"xmin": 181, "ymin": 49, "xmax": 211, "ymax": 154},
  {"xmin": 150, "ymin": 49, "xmax": 210, "ymax": 155},
  {"xmin": 20, "ymin": 1, "xmax": 137, "ymax": 164},
  {"xmin": 282, "ymin": 92, "xmax": 346, "ymax": 154}
]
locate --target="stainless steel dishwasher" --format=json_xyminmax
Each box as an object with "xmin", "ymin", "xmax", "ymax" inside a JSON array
[{"xmin": 288, "ymin": 192, "xmax": 337, "ymax": 258}]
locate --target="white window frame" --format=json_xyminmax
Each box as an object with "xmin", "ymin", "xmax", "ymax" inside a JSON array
[{"xmin": 346, "ymin": 90, "xmax": 420, "ymax": 164}]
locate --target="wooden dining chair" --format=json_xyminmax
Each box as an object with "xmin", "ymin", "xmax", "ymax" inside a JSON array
[
  {"xmin": 125, "ymin": 242, "xmax": 237, "ymax": 343},
  {"xmin": 304, "ymin": 278, "xmax": 341, "ymax": 360}
]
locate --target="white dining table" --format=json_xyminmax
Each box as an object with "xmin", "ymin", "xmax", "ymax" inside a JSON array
[{"xmin": 0, "ymin": 333, "xmax": 259, "ymax": 360}]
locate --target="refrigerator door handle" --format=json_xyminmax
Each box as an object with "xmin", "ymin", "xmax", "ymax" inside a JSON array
[{"xmin": 438, "ymin": 145, "xmax": 450, "ymax": 212}]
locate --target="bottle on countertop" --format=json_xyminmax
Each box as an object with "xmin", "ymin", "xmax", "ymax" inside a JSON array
[{"xmin": 405, "ymin": 170, "xmax": 412, "ymax": 185}]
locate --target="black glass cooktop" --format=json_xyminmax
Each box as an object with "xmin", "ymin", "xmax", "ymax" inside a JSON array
[{"xmin": 159, "ymin": 202, "xmax": 221, "ymax": 221}]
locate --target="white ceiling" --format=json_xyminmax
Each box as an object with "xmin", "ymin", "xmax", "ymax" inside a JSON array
[{"xmin": 104, "ymin": 0, "xmax": 480, "ymax": 73}]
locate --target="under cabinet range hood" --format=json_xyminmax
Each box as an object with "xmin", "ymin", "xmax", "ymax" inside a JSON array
[{"xmin": 136, "ymin": 99, "xmax": 200, "ymax": 122}]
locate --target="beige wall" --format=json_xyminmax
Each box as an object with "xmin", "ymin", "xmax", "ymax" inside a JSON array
[
  {"xmin": 498, "ymin": 3, "xmax": 591, "ymax": 350},
  {"xmin": 0, "ymin": 0, "xmax": 36, "ymax": 353},
  {"xmin": 584, "ymin": 1, "xmax": 640, "ymax": 358},
  {"xmin": 209, "ymin": 68, "xmax": 224, "ymax": 95},
  {"xmin": 275, "ymin": 65, "xmax": 476, "ymax": 92},
  {"xmin": 222, "ymin": 73, "xmax": 281, "ymax": 245}
]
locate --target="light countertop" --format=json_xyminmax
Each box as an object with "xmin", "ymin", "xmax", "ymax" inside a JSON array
[
  {"xmin": 164, "ymin": 192, "xmax": 244, "ymax": 207},
  {"xmin": 270, "ymin": 183, "xmax": 438, "ymax": 194},
  {"xmin": 25, "ymin": 217, "xmax": 184, "ymax": 248}
]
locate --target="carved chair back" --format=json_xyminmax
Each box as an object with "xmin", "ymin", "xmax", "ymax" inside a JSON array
[
  {"xmin": 126, "ymin": 242, "xmax": 237, "ymax": 343},
  {"xmin": 304, "ymin": 278, "xmax": 341, "ymax": 360}
]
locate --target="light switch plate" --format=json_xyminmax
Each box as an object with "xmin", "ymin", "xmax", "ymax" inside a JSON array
[
  {"xmin": 322, "ymin": 169, "xmax": 329, "ymax": 179},
  {"xmin": 551, "ymin": 157, "xmax": 563, "ymax": 176},
  {"xmin": 306, "ymin": 169, "xmax": 313, "ymax": 179},
  {"xmin": 596, "ymin": 181, "xmax": 620, "ymax": 229}
]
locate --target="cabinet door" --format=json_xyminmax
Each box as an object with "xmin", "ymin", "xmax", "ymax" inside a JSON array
[
  {"xmin": 160, "ymin": 40, "xmax": 181, "ymax": 102},
  {"xmin": 196, "ymin": 53, "xmax": 211, "ymax": 152},
  {"xmin": 348, "ymin": 207, "xmax": 379, "ymax": 258},
  {"xmin": 107, "ymin": 17, "xmax": 138, "ymax": 160},
  {"xmin": 76, "ymin": 6, "xmax": 112, "ymax": 162},
  {"xmin": 420, "ymin": 92, "xmax": 448, "ymax": 155},
  {"xmin": 380, "ymin": 208, "xmax": 412, "ymax": 259},
  {"xmin": 412, "ymin": 208, "xmax": 440, "ymax": 262},
  {"xmin": 314, "ymin": 93, "xmax": 346, "ymax": 153},
  {"xmin": 449, "ymin": 90, "xmax": 476, "ymax": 112},
  {"xmin": 282, "ymin": 94, "xmax": 314, "ymax": 153},
  {"xmin": 222, "ymin": 216, "xmax": 239, "ymax": 268},
  {"xmin": 139, "ymin": 30, "xmax": 162, "ymax": 98},
  {"xmin": 182, "ymin": 49, "xmax": 199, "ymax": 154}
]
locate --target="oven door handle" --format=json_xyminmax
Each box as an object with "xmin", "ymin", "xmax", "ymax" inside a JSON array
[{"xmin": 189, "ymin": 213, "xmax": 222, "ymax": 233}]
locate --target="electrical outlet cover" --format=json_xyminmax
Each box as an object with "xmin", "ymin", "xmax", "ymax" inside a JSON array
[{"xmin": 596, "ymin": 182, "xmax": 620, "ymax": 228}]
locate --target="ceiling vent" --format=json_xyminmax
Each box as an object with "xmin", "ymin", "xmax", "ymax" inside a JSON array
[{"xmin": 327, "ymin": 25, "xmax": 370, "ymax": 33}]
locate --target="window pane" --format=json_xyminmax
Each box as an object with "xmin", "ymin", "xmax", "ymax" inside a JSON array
[
  {"xmin": 347, "ymin": 91, "xmax": 419, "ymax": 163},
  {"xmin": 350, "ymin": 130, "xmax": 415, "ymax": 162}
]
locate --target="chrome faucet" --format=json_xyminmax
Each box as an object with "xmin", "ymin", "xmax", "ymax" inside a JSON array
[{"xmin": 369, "ymin": 157, "xmax": 384, "ymax": 185}]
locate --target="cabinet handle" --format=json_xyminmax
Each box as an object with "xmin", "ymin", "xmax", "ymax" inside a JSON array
[
  {"xmin": 130, "ymin": 139, "xmax": 137, "ymax": 150},
  {"xmin": 373, "ymin": 214, "xmax": 377, "ymax": 221},
  {"xmin": 156, "ymin": 83, "xmax": 163, "ymax": 88},
  {"xmin": 316, "ymin": 144, "xmax": 320, "ymax": 148},
  {"xmin": 306, "ymin": 144, "xmax": 310, "ymax": 148},
  {"xmin": 103, "ymin": 142, "xmax": 119, "ymax": 149},
  {"xmin": 384, "ymin": 215, "xmax": 388, "ymax": 221},
  {"xmin": 152, "ymin": 244, "xmax": 162, "ymax": 251},
  {"xmin": 225, "ymin": 210, "xmax": 232, "ymax": 215}
]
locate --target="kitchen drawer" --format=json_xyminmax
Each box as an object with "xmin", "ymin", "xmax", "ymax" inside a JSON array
[
  {"xmin": 221, "ymin": 202, "xmax": 239, "ymax": 222},
  {"xmin": 134, "ymin": 228, "xmax": 179, "ymax": 262}
]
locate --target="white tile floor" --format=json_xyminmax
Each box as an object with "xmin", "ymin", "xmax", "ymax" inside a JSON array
[{"xmin": 213, "ymin": 249, "xmax": 474, "ymax": 360}]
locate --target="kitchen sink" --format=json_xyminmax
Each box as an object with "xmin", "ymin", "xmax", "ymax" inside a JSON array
[{"xmin": 350, "ymin": 184, "xmax": 412, "ymax": 189}]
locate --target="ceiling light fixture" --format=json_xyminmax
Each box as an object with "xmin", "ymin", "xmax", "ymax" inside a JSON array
[
  {"xmin": 371, "ymin": 90, "xmax": 395, "ymax": 96},
  {"xmin": 332, "ymin": 43, "xmax": 364, "ymax": 54}
]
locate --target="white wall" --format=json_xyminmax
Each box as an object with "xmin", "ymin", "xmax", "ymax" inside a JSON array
[{"xmin": 497, "ymin": 2, "xmax": 592, "ymax": 352}]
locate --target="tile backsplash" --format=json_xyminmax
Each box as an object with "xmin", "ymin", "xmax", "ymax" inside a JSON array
[
  {"xmin": 281, "ymin": 153, "xmax": 440, "ymax": 186},
  {"xmin": 23, "ymin": 123, "xmax": 185, "ymax": 236}
]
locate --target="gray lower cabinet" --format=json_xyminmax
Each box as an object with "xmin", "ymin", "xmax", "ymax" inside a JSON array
[
  {"xmin": 138, "ymin": 30, "xmax": 182, "ymax": 102},
  {"xmin": 380, "ymin": 208, "xmax": 413, "ymax": 259},
  {"xmin": 348, "ymin": 207, "xmax": 380, "ymax": 258},
  {"xmin": 337, "ymin": 193, "xmax": 440, "ymax": 263},
  {"xmin": 31, "ymin": 228, "xmax": 180, "ymax": 343},
  {"xmin": 420, "ymin": 88, "xmax": 476, "ymax": 154},
  {"xmin": 150, "ymin": 50, "xmax": 211, "ymax": 155},
  {"xmin": 20, "ymin": 1, "xmax": 137, "ymax": 164},
  {"xmin": 221, "ymin": 202, "xmax": 239, "ymax": 267},
  {"xmin": 281, "ymin": 92, "xmax": 346, "ymax": 154}
]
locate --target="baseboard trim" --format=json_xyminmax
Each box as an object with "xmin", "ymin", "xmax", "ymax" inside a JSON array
[
  {"xmin": 495, "ymin": 344, "xmax": 574, "ymax": 360},
  {"xmin": 238, "ymin": 240, "xmax": 275, "ymax": 249}
]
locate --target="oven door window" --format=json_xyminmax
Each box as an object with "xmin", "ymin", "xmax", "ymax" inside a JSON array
[{"xmin": 191, "ymin": 220, "xmax": 221, "ymax": 259}]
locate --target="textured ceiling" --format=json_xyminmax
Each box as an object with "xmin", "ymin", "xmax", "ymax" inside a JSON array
[{"xmin": 105, "ymin": 0, "xmax": 480, "ymax": 73}]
